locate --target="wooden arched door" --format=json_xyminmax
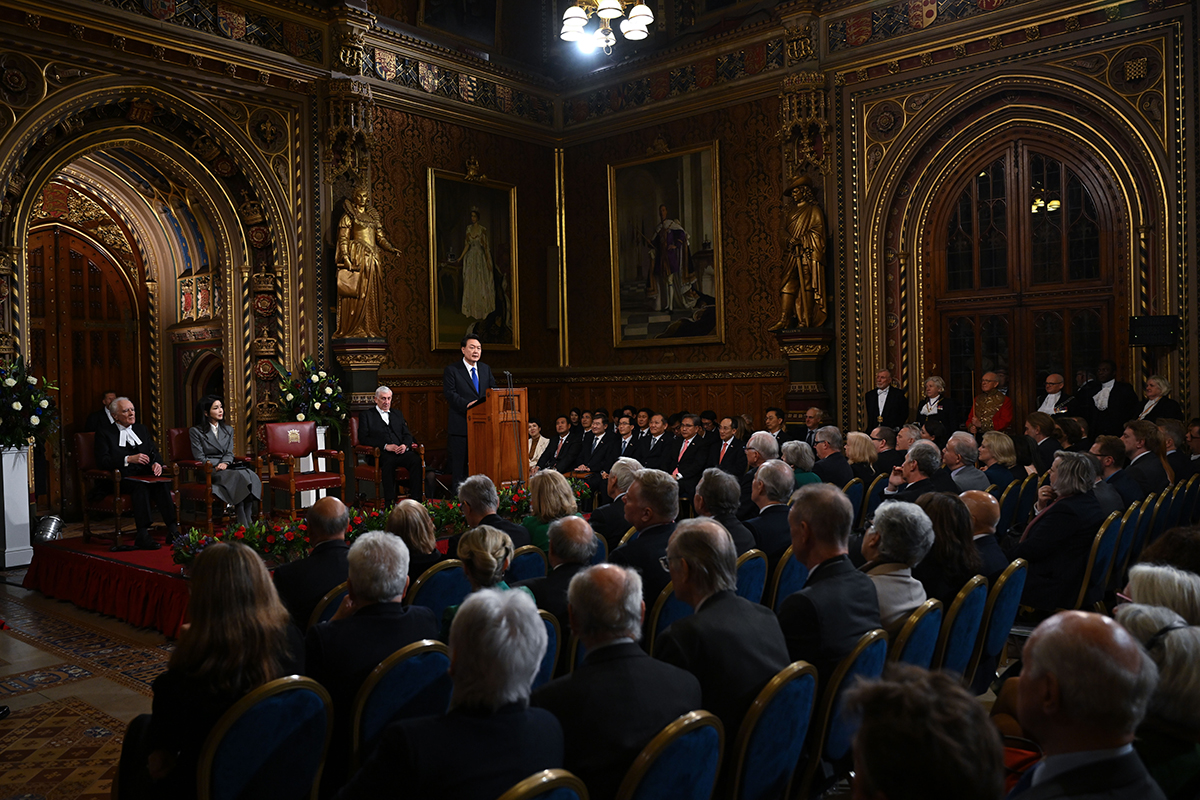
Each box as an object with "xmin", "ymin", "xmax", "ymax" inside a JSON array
[
  {"xmin": 26, "ymin": 226, "xmax": 150, "ymax": 511},
  {"xmin": 925, "ymin": 137, "xmax": 1123, "ymax": 425}
]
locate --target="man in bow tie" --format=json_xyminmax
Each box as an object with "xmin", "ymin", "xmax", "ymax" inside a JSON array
[
  {"xmin": 864, "ymin": 368, "xmax": 908, "ymax": 430},
  {"xmin": 93, "ymin": 397, "xmax": 178, "ymax": 551},
  {"xmin": 358, "ymin": 386, "xmax": 423, "ymax": 506}
]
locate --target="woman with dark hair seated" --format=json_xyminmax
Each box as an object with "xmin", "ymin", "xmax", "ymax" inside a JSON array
[
  {"xmin": 920, "ymin": 419, "xmax": 951, "ymax": 451},
  {"xmin": 189, "ymin": 394, "xmax": 261, "ymax": 527},
  {"xmin": 118, "ymin": 542, "xmax": 302, "ymax": 799},
  {"xmin": 386, "ymin": 498, "xmax": 445, "ymax": 579},
  {"xmin": 913, "ymin": 492, "xmax": 983, "ymax": 605}
]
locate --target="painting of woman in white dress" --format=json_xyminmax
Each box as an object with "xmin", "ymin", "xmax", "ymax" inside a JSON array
[{"xmin": 429, "ymin": 169, "xmax": 519, "ymax": 349}]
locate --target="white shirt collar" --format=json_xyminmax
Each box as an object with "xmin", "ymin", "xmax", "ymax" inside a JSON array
[
  {"xmin": 463, "ymin": 358, "xmax": 478, "ymax": 373},
  {"xmin": 116, "ymin": 424, "xmax": 142, "ymax": 448}
]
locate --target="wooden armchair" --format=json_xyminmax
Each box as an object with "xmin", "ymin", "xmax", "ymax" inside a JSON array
[
  {"xmin": 75, "ymin": 431, "xmax": 179, "ymax": 550},
  {"xmin": 348, "ymin": 416, "xmax": 425, "ymax": 509},
  {"xmin": 168, "ymin": 428, "xmax": 258, "ymax": 534},
  {"xmin": 261, "ymin": 421, "xmax": 345, "ymax": 519}
]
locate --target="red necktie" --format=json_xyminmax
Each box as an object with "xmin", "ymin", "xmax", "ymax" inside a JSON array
[
  {"xmin": 720, "ymin": 441, "xmax": 728, "ymax": 463},
  {"xmin": 679, "ymin": 439, "xmax": 689, "ymax": 460},
  {"xmin": 555, "ymin": 437, "xmax": 564, "ymax": 456}
]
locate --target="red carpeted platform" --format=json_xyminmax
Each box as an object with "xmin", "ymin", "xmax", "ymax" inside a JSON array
[{"xmin": 22, "ymin": 536, "xmax": 189, "ymax": 638}]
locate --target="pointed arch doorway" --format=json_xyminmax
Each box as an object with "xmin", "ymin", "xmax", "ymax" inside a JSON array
[{"xmin": 923, "ymin": 134, "xmax": 1124, "ymax": 422}]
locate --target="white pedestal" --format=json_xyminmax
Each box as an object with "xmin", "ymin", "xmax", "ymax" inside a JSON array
[
  {"xmin": 1, "ymin": 446, "xmax": 34, "ymax": 568},
  {"xmin": 299, "ymin": 425, "xmax": 329, "ymax": 508}
]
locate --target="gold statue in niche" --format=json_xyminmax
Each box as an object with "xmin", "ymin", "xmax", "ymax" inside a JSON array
[
  {"xmin": 335, "ymin": 187, "xmax": 398, "ymax": 339},
  {"xmin": 769, "ymin": 175, "xmax": 827, "ymax": 331}
]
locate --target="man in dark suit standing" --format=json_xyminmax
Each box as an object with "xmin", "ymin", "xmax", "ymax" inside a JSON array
[
  {"xmin": 337, "ymin": 590, "xmax": 563, "ymax": 800},
  {"xmin": 358, "ymin": 386, "xmax": 423, "ymax": 505},
  {"xmin": 667, "ymin": 414, "xmax": 708, "ymax": 504},
  {"xmin": 1007, "ymin": 611, "xmax": 1165, "ymax": 800},
  {"xmin": 693, "ymin": 468, "xmax": 756, "ymax": 555},
  {"xmin": 93, "ymin": 397, "xmax": 178, "ymax": 550},
  {"xmin": 305, "ymin": 531, "xmax": 439, "ymax": 794},
  {"xmin": 1121, "ymin": 420, "xmax": 1170, "ymax": 495},
  {"xmin": 777, "ymin": 483, "xmax": 881, "ymax": 685},
  {"xmin": 636, "ymin": 413, "xmax": 677, "ymax": 472},
  {"xmin": 537, "ymin": 415, "xmax": 581, "ymax": 474},
  {"xmin": 657, "ymin": 518, "xmax": 789, "ymax": 758},
  {"xmin": 746, "ymin": 460, "xmax": 796, "ymax": 574},
  {"xmin": 609, "ymin": 469, "xmax": 679, "ymax": 610},
  {"xmin": 84, "ymin": 389, "xmax": 117, "ymax": 432},
  {"xmin": 1077, "ymin": 359, "xmax": 1139, "ymax": 437},
  {"xmin": 865, "ymin": 369, "xmax": 908, "ymax": 430},
  {"xmin": 442, "ymin": 333, "xmax": 496, "ymax": 491},
  {"xmin": 710, "ymin": 417, "xmax": 747, "ymax": 477},
  {"xmin": 532, "ymin": 564, "xmax": 701, "ymax": 800},
  {"xmin": 274, "ymin": 496, "xmax": 351, "ymax": 629},
  {"xmin": 515, "ymin": 516, "xmax": 597, "ymax": 639},
  {"xmin": 589, "ymin": 457, "xmax": 641, "ymax": 552},
  {"xmin": 812, "ymin": 426, "xmax": 854, "ymax": 486}
]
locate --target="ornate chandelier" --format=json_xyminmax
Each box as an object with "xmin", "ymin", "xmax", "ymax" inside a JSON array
[{"xmin": 560, "ymin": 1, "xmax": 655, "ymax": 55}]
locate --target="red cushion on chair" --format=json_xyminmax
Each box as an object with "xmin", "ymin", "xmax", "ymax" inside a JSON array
[
  {"xmin": 168, "ymin": 428, "xmax": 194, "ymax": 462},
  {"xmin": 268, "ymin": 472, "xmax": 343, "ymax": 491}
]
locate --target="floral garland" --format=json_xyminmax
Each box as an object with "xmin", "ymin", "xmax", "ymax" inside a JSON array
[
  {"xmin": 275, "ymin": 356, "xmax": 348, "ymax": 437},
  {"xmin": 0, "ymin": 356, "xmax": 59, "ymax": 449}
]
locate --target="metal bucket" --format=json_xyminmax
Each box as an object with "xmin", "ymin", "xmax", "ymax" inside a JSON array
[{"xmin": 34, "ymin": 515, "xmax": 63, "ymax": 542}]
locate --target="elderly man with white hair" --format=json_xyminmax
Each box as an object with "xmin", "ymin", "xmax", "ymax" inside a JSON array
[
  {"xmin": 812, "ymin": 425, "xmax": 854, "ymax": 486},
  {"xmin": 747, "ymin": 459, "xmax": 801, "ymax": 573},
  {"xmin": 337, "ymin": 589, "xmax": 562, "ymax": 800},
  {"xmin": 306, "ymin": 531, "xmax": 439, "ymax": 794},
  {"xmin": 943, "ymin": 431, "xmax": 990, "ymax": 491},
  {"xmin": 738, "ymin": 430, "xmax": 779, "ymax": 521},
  {"xmin": 357, "ymin": 384, "xmax": 423, "ymax": 505},
  {"xmin": 859, "ymin": 501, "xmax": 934, "ymax": 634},
  {"xmin": 589, "ymin": 456, "xmax": 642, "ymax": 551}
]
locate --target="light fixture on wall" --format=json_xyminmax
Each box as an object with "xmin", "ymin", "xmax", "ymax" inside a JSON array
[{"xmin": 560, "ymin": 1, "xmax": 654, "ymax": 55}]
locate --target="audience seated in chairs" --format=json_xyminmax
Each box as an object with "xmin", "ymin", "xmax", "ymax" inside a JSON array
[
  {"xmin": 336, "ymin": 589, "xmax": 562, "ymax": 800},
  {"xmin": 441, "ymin": 524, "xmax": 526, "ymax": 640},
  {"xmin": 777, "ymin": 483, "xmax": 881, "ymax": 685},
  {"xmin": 913, "ymin": 492, "xmax": 984, "ymax": 606},
  {"xmin": 609, "ymin": 469, "xmax": 680, "ymax": 611},
  {"xmin": 386, "ymin": 498, "xmax": 446, "ymax": 579},
  {"xmin": 1126, "ymin": 564, "xmax": 1200, "ymax": 625},
  {"xmin": 273, "ymin": 496, "xmax": 351, "ymax": 630},
  {"xmin": 514, "ymin": 516, "xmax": 598, "ymax": 639},
  {"xmin": 118, "ymin": 542, "xmax": 303, "ymax": 800},
  {"xmin": 655, "ymin": 518, "xmax": 789, "ymax": 769},
  {"xmin": 739, "ymin": 431, "xmax": 778, "ymax": 521},
  {"xmin": 305, "ymin": 531, "xmax": 438, "ymax": 797},
  {"xmin": 845, "ymin": 431, "xmax": 879, "ymax": 486},
  {"xmin": 1136, "ymin": 526, "xmax": 1200, "ymax": 576},
  {"xmin": 588, "ymin": 457, "xmax": 641, "ymax": 552},
  {"xmin": 859, "ymin": 501, "xmax": 933, "ymax": 635},
  {"xmin": 521, "ymin": 469, "xmax": 581, "ymax": 553},
  {"xmin": 189, "ymin": 394, "xmax": 261, "ymax": 528},
  {"xmin": 746, "ymin": 459, "xmax": 797, "ymax": 575},
  {"xmin": 532, "ymin": 564, "xmax": 701, "ymax": 800},
  {"xmin": 960, "ymin": 489, "xmax": 1010, "ymax": 585},
  {"xmin": 845, "ymin": 663, "xmax": 1004, "ymax": 800},
  {"xmin": 979, "ymin": 431, "xmax": 1018, "ymax": 490},
  {"xmin": 692, "ymin": 467, "xmax": 756, "ymax": 556},
  {"xmin": 883, "ymin": 440, "xmax": 943, "ymax": 503},
  {"xmin": 455, "ymin": 473, "xmax": 531, "ymax": 556},
  {"xmin": 943, "ymin": 431, "xmax": 991, "ymax": 491},
  {"xmin": 782, "ymin": 439, "xmax": 821, "ymax": 488},
  {"xmin": 1114, "ymin": 603, "xmax": 1200, "ymax": 799}
]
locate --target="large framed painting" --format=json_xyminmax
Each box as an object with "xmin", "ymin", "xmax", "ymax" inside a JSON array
[
  {"xmin": 608, "ymin": 141, "xmax": 723, "ymax": 347},
  {"xmin": 419, "ymin": 0, "xmax": 500, "ymax": 49},
  {"xmin": 428, "ymin": 169, "xmax": 519, "ymax": 350}
]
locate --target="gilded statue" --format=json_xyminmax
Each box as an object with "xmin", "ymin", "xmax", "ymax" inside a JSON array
[
  {"xmin": 769, "ymin": 175, "xmax": 827, "ymax": 330},
  {"xmin": 334, "ymin": 188, "xmax": 398, "ymax": 339}
]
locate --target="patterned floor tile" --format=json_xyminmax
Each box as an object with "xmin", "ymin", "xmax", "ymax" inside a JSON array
[{"xmin": 0, "ymin": 697, "xmax": 122, "ymax": 800}]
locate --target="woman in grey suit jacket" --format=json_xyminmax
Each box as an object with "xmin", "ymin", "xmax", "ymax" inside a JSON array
[{"xmin": 190, "ymin": 395, "xmax": 262, "ymax": 526}]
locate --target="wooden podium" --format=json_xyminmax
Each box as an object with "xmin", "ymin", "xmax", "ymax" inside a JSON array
[{"xmin": 466, "ymin": 387, "xmax": 528, "ymax": 486}]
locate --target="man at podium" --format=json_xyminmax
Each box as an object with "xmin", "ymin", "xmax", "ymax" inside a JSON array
[{"xmin": 443, "ymin": 333, "xmax": 496, "ymax": 490}]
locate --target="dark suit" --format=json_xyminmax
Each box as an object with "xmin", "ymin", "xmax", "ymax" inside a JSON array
[
  {"xmin": 1007, "ymin": 750, "xmax": 1166, "ymax": 800},
  {"xmin": 656, "ymin": 590, "xmax": 789, "ymax": 742},
  {"xmin": 1142, "ymin": 397, "xmax": 1184, "ymax": 423},
  {"xmin": 590, "ymin": 495, "xmax": 630, "ymax": 552},
  {"xmin": 577, "ymin": 432, "xmax": 619, "ymax": 475},
  {"xmin": 1092, "ymin": 479, "xmax": 1126, "ymax": 517},
  {"xmin": 1009, "ymin": 492, "xmax": 1108, "ymax": 610},
  {"xmin": 884, "ymin": 477, "xmax": 937, "ymax": 504},
  {"xmin": 532, "ymin": 642, "xmax": 702, "ymax": 800},
  {"xmin": 306, "ymin": 602, "xmax": 440, "ymax": 796},
  {"xmin": 776, "ymin": 554, "xmax": 881, "ymax": 685},
  {"xmin": 442, "ymin": 359, "xmax": 496, "ymax": 489},
  {"xmin": 1033, "ymin": 437, "xmax": 1061, "ymax": 474},
  {"xmin": 1079, "ymin": 380, "xmax": 1139, "ymax": 437},
  {"xmin": 1165, "ymin": 451, "xmax": 1188, "ymax": 484},
  {"xmin": 813, "ymin": 451, "xmax": 854, "ymax": 486},
  {"xmin": 875, "ymin": 449, "xmax": 905, "ymax": 476},
  {"xmin": 538, "ymin": 432, "xmax": 582, "ymax": 473},
  {"xmin": 515, "ymin": 562, "xmax": 588, "ymax": 643},
  {"xmin": 637, "ymin": 432, "xmax": 678, "ymax": 472},
  {"xmin": 984, "ymin": 463, "xmax": 1017, "ymax": 491},
  {"xmin": 1125, "ymin": 452, "xmax": 1169, "ymax": 495},
  {"xmin": 667, "ymin": 435, "xmax": 708, "ymax": 499},
  {"xmin": 974, "ymin": 535, "xmax": 1009, "ymax": 585},
  {"xmin": 746, "ymin": 505, "xmax": 792, "ymax": 575},
  {"xmin": 334, "ymin": 702, "xmax": 563, "ymax": 800},
  {"xmin": 710, "ymin": 437, "xmax": 748, "ymax": 478},
  {"xmin": 1105, "ymin": 469, "xmax": 1146, "ymax": 507},
  {"xmin": 84, "ymin": 407, "xmax": 115, "ymax": 433},
  {"xmin": 357, "ymin": 407, "xmax": 423, "ymax": 503},
  {"xmin": 615, "ymin": 435, "xmax": 638, "ymax": 461},
  {"xmin": 769, "ymin": 429, "xmax": 793, "ymax": 447},
  {"xmin": 914, "ymin": 395, "xmax": 961, "ymax": 433},
  {"xmin": 94, "ymin": 422, "xmax": 177, "ymax": 533},
  {"xmin": 866, "ymin": 387, "xmax": 908, "ymax": 430},
  {"xmin": 737, "ymin": 466, "xmax": 759, "ymax": 521},
  {"xmin": 712, "ymin": 512, "xmax": 757, "ymax": 556},
  {"xmin": 273, "ymin": 539, "xmax": 350, "ymax": 629},
  {"xmin": 609, "ymin": 522, "xmax": 676, "ymax": 610},
  {"xmin": 931, "ymin": 468, "xmax": 961, "ymax": 494}
]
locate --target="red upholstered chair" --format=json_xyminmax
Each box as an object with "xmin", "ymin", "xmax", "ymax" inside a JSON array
[
  {"xmin": 169, "ymin": 428, "xmax": 258, "ymax": 534},
  {"xmin": 261, "ymin": 421, "xmax": 345, "ymax": 519},
  {"xmin": 75, "ymin": 432, "xmax": 180, "ymax": 548},
  {"xmin": 348, "ymin": 416, "xmax": 425, "ymax": 509}
]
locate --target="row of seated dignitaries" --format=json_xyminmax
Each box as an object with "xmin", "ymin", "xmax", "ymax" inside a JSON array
[{"xmin": 119, "ymin": 461, "xmax": 1180, "ymax": 800}]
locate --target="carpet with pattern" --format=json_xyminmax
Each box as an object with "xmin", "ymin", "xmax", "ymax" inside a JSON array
[{"xmin": 0, "ymin": 696, "xmax": 124, "ymax": 800}]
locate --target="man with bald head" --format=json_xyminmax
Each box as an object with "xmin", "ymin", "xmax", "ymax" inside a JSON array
[
  {"xmin": 515, "ymin": 516, "xmax": 598, "ymax": 638},
  {"xmin": 777, "ymin": 484, "xmax": 880, "ymax": 684},
  {"xmin": 1009, "ymin": 611, "xmax": 1163, "ymax": 800},
  {"xmin": 273, "ymin": 496, "xmax": 351, "ymax": 628},
  {"xmin": 532, "ymin": 564, "xmax": 700, "ymax": 800},
  {"xmin": 961, "ymin": 490, "xmax": 1008, "ymax": 585},
  {"xmin": 1037, "ymin": 373, "xmax": 1077, "ymax": 417}
]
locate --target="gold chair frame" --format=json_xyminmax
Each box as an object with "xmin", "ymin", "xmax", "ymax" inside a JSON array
[
  {"xmin": 350, "ymin": 639, "xmax": 448, "ymax": 772},
  {"xmin": 614, "ymin": 710, "xmax": 724, "ymax": 800}
]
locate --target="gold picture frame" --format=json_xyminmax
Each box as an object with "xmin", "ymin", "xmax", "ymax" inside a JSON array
[
  {"xmin": 428, "ymin": 169, "xmax": 519, "ymax": 351},
  {"xmin": 608, "ymin": 141, "xmax": 723, "ymax": 348}
]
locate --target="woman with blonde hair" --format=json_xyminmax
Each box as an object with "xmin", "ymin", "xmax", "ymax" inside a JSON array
[
  {"xmin": 441, "ymin": 524, "xmax": 531, "ymax": 638},
  {"xmin": 386, "ymin": 498, "xmax": 445, "ymax": 579},
  {"xmin": 521, "ymin": 469, "xmax": 580, "ymax": 552},
  {"xmin": 118, "ymin": 541, "xmax": 300, "ymax": 799},
  {"xmin": 978, "ymin": 431, "xmax": 1017, "ymax": 490},
  {"xmin": 845, "ymin": 431, "xmax": 879, "ymax": 485},
  {"xmin": 1139, "ymin": 375, "xmax": 1184, "ymax": 422}
]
